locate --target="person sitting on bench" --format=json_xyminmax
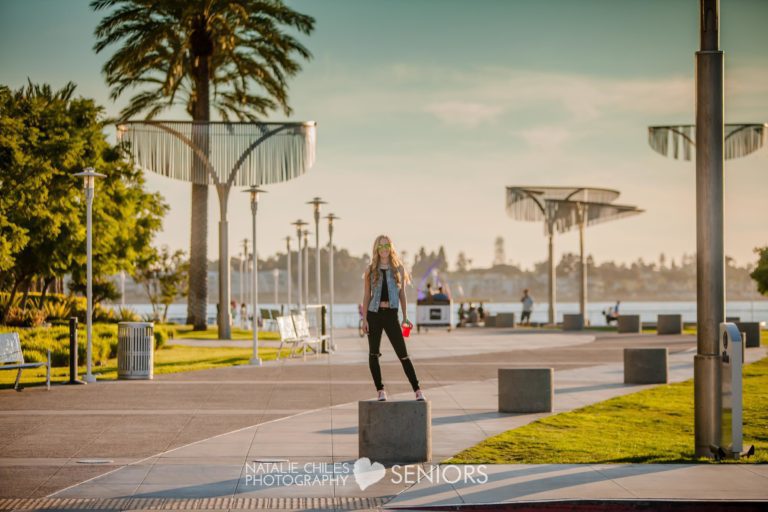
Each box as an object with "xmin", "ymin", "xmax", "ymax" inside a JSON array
[{"xmin": 604, "ymin": 300, "xmax": 621, "ymax": 325}]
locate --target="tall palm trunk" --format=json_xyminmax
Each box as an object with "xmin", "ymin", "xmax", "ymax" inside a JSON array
[{"xmin": 186, "ymin": 19, "xmax": 212, "ymax": 330}]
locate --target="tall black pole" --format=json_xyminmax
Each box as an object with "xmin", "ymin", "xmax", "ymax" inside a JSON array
[{"xmin": 694, "ymin": 0, "xmax": 724, "ymax": 458}]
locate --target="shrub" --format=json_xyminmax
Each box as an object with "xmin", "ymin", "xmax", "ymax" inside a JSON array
[
  {"xmin": 93, "ymin": 305, "xmax": 116, "ymax": 323},
  {"xmin": 4, "ymin": 307, "xmax": 47, "ymax": 327},
  {"xmin": 115, "ymin": 307, "xmax": 140, "ymax": 322},
  {"xmin": 43, "ymin": 296, "xmax": 77, "ymax": 322},
  {"xmin": 154, "ymin": 329, "xmax": 168, "ymax": 350}
]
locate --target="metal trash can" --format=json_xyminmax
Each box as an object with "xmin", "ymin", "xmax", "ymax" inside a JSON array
[{"xmin": 117, "ymin": 322, "xmax": 154, "ymax": 379}]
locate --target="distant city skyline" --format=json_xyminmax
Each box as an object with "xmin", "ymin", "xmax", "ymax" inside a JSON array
[{"xmin": 2, "ymin": 0, "xmax": 767, "ymax": 268}]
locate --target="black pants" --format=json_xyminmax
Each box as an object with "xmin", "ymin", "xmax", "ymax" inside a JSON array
[{"xmin": 367, "ymin": 308, "xmax": 420, "ymax": 392}]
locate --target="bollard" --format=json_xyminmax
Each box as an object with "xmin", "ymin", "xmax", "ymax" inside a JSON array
[
  {"xmin": 321, "ymin": 304, "xmax": 329, "ymax": 353},
  {"xmin": 68, "ymin": 317, "xmax": 86, "ymax": 385}
]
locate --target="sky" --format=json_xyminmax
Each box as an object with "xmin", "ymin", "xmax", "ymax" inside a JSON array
[{"xmin": 2, "ymin": 0, "xmax": 767, "ymax": 271}]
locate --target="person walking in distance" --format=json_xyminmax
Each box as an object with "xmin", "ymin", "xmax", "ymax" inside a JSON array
[
  {"xmin": 361, "ymin": 235, "xmax": 425, "ymax": 401},
  {"xmin": 521, "ymin": 289, "xmax": 534, "ymax": 326}
]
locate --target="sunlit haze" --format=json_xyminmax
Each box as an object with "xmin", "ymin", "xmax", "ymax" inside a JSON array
[{"xmin": 2, "ymin": 0, "xmax": 767, "ymax": 269}]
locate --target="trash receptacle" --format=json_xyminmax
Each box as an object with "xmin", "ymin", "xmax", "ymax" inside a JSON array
[{"xmin": 117, "ymin": 322, "xmax": 154, "ymax": 379}]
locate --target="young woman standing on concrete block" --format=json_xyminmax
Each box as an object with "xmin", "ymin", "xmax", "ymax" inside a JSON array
[{"xmin": 361, "ymin": 234, "xmax": 425, "ymax": 402}]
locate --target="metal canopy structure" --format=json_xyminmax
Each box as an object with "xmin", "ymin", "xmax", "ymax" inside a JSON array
[
  {"xmin": 506, "ymin": 186, "xmax": 642, "ymax": 324},
  {"xmin": 648, "ymin": 123, "xmax": 767, "ymax": 161},
  {"xmin": 118, "ymin": 120, "xmax": 317, "ymax": 339}
]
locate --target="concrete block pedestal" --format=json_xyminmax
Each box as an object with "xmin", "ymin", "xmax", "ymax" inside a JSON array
[
  {"xmin": 624, "ymin": 348, "xmax": 668, "ymax": 384},
  {"xmin": 496, "ymin": 313, "xmax": 516, "ymax": 328},
  {"xmin": 657, "ymin": 314, "xmax": 683, "ymax": 335},
  {"xmin": 359, "ymin": 400, "xmax": 431, "ymax": 463},
  {"xmin": 735, "ymin": 322, "xmax": 762, "ymax": 348},
  {"xmin": 563, "ymin": 314, "xmax": 584, "ymax": 331},
  {"xmin": 498, "ymin": 368, "xmax": 553, "ymax": 413},
  {"xmin": 618, "ymin": 315, "xmax": 642, "ymax": 333}
]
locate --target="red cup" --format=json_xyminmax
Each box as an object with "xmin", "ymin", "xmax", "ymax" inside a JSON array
[{"xmin": 402, "ymin": 322, "xmax": 411, "ymax": 338}]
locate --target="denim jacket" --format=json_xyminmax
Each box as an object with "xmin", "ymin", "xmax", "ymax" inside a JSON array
[{"xmin": 368, "ymin": 266, "xmax": 401, "ymax": 312}]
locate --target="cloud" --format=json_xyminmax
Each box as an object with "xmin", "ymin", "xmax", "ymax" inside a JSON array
[
  {"xmin": 422, "ymin": 101, "xmax": 506, "ymax": 127},
  {"xmin": 516, "ymin": 126, "xmax": 573, "ymax": 150}
]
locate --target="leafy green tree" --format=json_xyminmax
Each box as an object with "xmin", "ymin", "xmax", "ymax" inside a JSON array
[
  {"xmin": 0, "ymin": 81, "xmax": 167, "ymax": 322},
  {"xmin": 134, "ymin": 246, "xmax": 189, "ymax": 322},
  {"xmin": 91, "ymin": 0, "xmax": 315, "ymax": 329},
  {"xmin": 750, "ymin": 247, "xmax": 768, "ymax": 297}
]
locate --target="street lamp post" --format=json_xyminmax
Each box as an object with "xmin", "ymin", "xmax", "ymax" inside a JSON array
[
  {"xmin": 547, "ymin": 220, "xmax": 556, "ymax": 325},
  {"xmin": 325, "ymin": 214, "xmax": 340, "ymax": 351},
  {"xmin": 273, "ymin": 268, "xmax": 279, "ymax": 307},
  {"xmin": 241, "ymin": 239, "xmax": 249, "ymax": 325},
  {"xmin": 238, "ymin": 251, "xmax": 243, "ymax": 328},
  {"xmin": 243, "ymin": 186, "xmax": 266, "ymax": 366},
  {"xmin": 291, "ymin": 220, "xmax": 307, "ymax": 309},
  {"xmin": 74, "ymin": 168, "xmax": 106, "ymax": 384},
  {"xmin": 307, "ymin": 197, "xmax": 327, "ymax": 306},
  {"xmin": 120, "ymin": 270, "xmax": 125, "ymax": 307},
  {"xmin": 694, "ymin": 0, "xmax": 724, "ymax": 458},
  {"xmin": 302, "ymin": 229, "xmax": 310, "ymax": 306},
  {"xmin": 285, "ymin": 236, "xmax": 292, "ymax": 310}
]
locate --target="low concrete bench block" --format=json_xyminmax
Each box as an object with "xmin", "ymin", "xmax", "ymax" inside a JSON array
[
  {"xmin": 563, "ymin": 314, "xmax": 584, "ymax": 331},
  {"xmin": 618, "ymin": 315, "xmax": 641, "ymax": 333},
  {"xmin": 359, "ymin": 401, "xmax": 431, "ymax": 463},
  {"xmin": 735, "ymin": 322, "xmax": 761, "ymax": 349},
  {"xmin": 657, "ymin": 314, "xmax": 683, "ymax": 335},
  {"xmin": 498, "ymin": 368, "xmax": 553, "ymax": 413},
  {"xmin": 496, "ymin": 313, "xmax": 516, "ymax": 328},
  {"xmin": 624, "ymin": 348, "xmax": 668, "ymax": 384}
]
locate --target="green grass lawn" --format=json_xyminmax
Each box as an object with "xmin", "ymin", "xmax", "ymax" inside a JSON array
[
  {"xmin": 447, "ymin": 330, "xmax": 768, "ymax": 464},
  {"xmin": 0, "ymin": 343, "xmax": 295, "ymax": 389},
  {"xmin": 174, "ymin": 325, "xmax": 281, "ymax": 341}
]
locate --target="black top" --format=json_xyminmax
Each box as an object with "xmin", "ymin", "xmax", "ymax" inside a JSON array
[{"xmin": 380, "ymin": 269, "xmax": 389, "ymax": 302}]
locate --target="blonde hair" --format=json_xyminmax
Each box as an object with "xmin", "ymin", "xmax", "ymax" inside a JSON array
[{"xmin": 367, "ymin": 234, "xmax": 411, "ymax": 289}]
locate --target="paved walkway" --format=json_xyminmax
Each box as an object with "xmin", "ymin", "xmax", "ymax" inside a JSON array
[
  {"xmin": 48, "ymin": 336, "xmax": 765, "ymax": 504},
  {"xmin": 1, "ymin": 327, "xmax": 765, "ymax": 508},
  {"xmin": 386, "ymin": 464, "xmax": 768, "ymax": 507}
]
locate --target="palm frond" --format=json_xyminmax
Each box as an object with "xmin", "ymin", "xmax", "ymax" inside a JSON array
[{"xmin": 92, "ymin": 0, "xmax": 315, "ymax": 121}]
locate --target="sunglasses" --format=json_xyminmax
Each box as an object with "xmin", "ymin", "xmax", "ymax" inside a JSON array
[{"xmin": 377, "ymin": 243, "xmax": 391, "ymax": 250}]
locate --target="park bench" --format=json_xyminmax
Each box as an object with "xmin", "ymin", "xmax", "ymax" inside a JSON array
[
  {"xmin": 260, "ymin": 308, "xmax": 280, "ymax": 331},
  {"xmin": 0, "ymin": 332, "xmax": 51, "ymax": 391},
  {"xmin": 276, "ymin": 315, "xmax": 302, "ymax": 360},
  {"xmin": 291, "ymin": 311, "xmax": 324, "ymax": 360}
]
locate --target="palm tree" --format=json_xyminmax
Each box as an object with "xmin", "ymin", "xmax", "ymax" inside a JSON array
[{"xmin": 92, "ymin": 0, "xmax": 315, "ymax": 329}]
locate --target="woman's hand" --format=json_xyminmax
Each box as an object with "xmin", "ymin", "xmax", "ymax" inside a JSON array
[
  {"xmin": 362, "ymin": 318, "xmax": 369, "ymax": 334},
  {"xmin": 402, "ymin": 317, "xmax": 413, "ymax": 328}
]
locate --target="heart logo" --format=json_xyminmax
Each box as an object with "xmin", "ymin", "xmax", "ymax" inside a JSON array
[{"xmin": 353, "ymin": 457, "xmax": 386, "ymax": 490}]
